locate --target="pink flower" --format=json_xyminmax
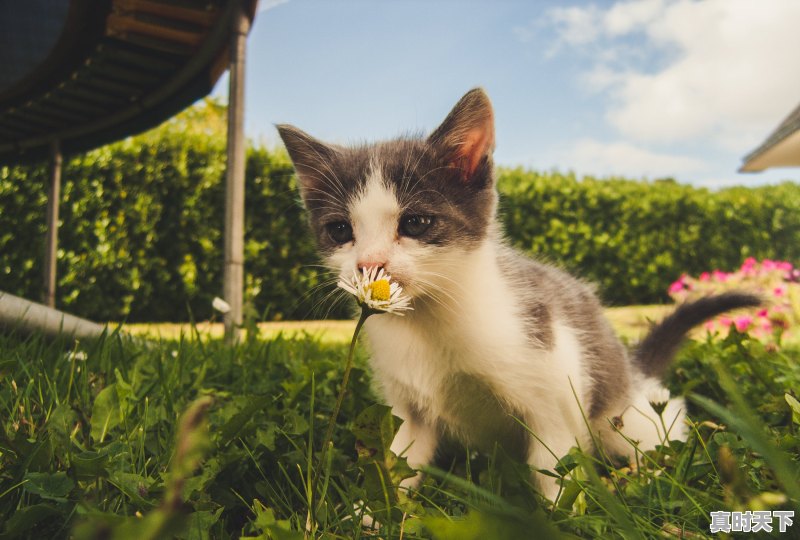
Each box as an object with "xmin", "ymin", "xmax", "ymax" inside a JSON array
[
  {"xmin": 675, "ymin": 258, "xmax": 796, "ymax": 340},
  {"xmin": 734, "ymin": 316, "xmax": 753, "ymax": 332},
  {"xmin": 740, "ymin": 258, "xmax": 758, "ymax": 276},
  {"xmin": 712, "ymin": 270, "xmax": 729, "ymax": 282},
  {"xmin": 668, "ymin": 275, "xmax": 687, "ymax": 294}
]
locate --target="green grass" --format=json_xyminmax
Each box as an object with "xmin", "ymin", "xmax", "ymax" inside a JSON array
[{"xmin": 0, "ymin": 318, "xmax": 798, "ymax": 539}]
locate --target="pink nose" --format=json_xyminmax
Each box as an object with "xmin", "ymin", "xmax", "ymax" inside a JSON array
[{"xmin": 357, "ymin": 260, "xmax": 385, "ymax": 272}]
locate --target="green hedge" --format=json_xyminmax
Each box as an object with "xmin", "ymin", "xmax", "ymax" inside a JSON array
[
  {"xmin": 1, "ymin": 102, "xmax": 799, "ymax": 321},
  {"xmin": 498, "ymin": 171, "xmax": 800, "ymax": 304},
  {"xmin": 1, "ymin": 102, "xmax": 330, "ymax": 322}
]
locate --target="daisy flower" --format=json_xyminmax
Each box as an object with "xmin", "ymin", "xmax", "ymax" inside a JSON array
[
  {"xmin": 65, "ymin": 350, "xmax": 87, "ymax": 362},
  {"xmin": 337, "ymin": 266, "xmax": 412, "ymax": 315},
  {"xmin": 212, "ymin": 296, "xmax": 231, "ymax": 314},
  {"xmin": 647, "ymin": 386, "xmax": 670, "ymax": 416}
]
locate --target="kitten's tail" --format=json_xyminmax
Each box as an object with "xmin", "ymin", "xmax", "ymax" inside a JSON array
[{"xmin": 633, "ymin": 292, "xmax": 762, "ymax": 378}]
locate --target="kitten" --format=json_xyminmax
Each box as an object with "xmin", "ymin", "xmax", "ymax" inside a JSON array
[{"xmin": 277, "ymin": 88, "xmax": 759, "ymax": 501}]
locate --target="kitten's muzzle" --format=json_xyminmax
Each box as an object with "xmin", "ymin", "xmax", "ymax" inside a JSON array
[{"xmin": 357, "ymin": 261, "xmax": 386, "ymax": 273}]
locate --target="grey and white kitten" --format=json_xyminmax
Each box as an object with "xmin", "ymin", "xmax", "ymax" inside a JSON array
[{"xmin": 277, "ymin": 88, "xmax": 759, "ymax": 500}]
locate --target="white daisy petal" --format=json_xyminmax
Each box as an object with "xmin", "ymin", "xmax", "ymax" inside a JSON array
[{"xmin": 336, "ymin": 267, "xmax": 413, "ymax": 315}]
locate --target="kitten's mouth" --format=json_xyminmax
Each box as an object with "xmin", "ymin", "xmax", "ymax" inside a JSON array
[{"xmin": 391, "ymin": 278, "xmax": 423, "ymax": 301}]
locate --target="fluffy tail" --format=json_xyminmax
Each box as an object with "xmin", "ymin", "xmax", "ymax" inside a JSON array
[{"xmin": 634, "ymin": 292, "xmax": 762, "ymax": 378}]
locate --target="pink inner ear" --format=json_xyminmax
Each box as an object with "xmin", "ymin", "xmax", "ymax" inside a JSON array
[{"xmin": 454, "ymin": 124, "xmax": 495, "ymax": 182}]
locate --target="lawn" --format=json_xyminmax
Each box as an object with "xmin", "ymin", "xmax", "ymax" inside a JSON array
[
  {"xmin": 123, "ymin": 305, "xmax": 674, "ymax": 344},
  {"xmin": 0, "ymin": 311, "xmax": 798, "ymax": 539}
]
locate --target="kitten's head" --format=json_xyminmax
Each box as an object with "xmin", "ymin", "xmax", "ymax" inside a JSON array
[{"xmin": 277, "ymin": 88, "xmax": 497, "ymax": 302}]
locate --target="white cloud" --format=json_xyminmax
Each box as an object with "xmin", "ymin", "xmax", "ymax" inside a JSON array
[
  {"xmin": 533, "ymin": 4, "xmax": 603, "ymax": 55},
  {"xmin": 546, "ymin": 0, "xmax": 800, "ymax": 154},
  {"xmin": 543, "ymin": 0, "xmax": 666, "ymax": 47},
  {"xmin": 258, "ymin": 0, "xmax": 289, "ymax": 13},
  {"xmin": 549, "ymin": 5, "xmax": 603, "ymax": 46},
  {"xmin": 582, "ymin": 65, "xmax": 627, "ymax": 92},
  {"xmin": 564, "ymin": 138, "xmax": 708, "ymax": 179},
  {"xmin": 604, "ymin": 0, "xmax": 665, "ymax": 36}
]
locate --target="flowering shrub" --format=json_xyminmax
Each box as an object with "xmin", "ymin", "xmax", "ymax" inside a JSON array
[{"xmin": 669, "ymin": 258, "xmax": 800, "ymax": 339}]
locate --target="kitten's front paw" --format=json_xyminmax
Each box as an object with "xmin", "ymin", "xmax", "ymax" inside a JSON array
[{"xmin": 354, "ymin": 500, "xmax": 381, "ymax": 530}]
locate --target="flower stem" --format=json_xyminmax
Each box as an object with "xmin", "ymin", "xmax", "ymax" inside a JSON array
[
  {"xmin": 658, "ymin": 413, "xmax": 670, "ymax": 447},
  {"xmin": 321, "ymin": 308, "xmax": 370, "ymax": 455},
  {"xmin": 312, "ymin": 308, "xmax": 371, "ymax": 519}
]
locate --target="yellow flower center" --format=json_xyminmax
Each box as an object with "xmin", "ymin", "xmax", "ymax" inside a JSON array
[{"xmin": 369, "ymin": 279, "xmax": 391, "ymax": 302}]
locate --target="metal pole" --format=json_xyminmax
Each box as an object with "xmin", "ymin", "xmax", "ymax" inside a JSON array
[
  {"xmin": 1, "ymin": 290, "xmax": 107, "ymax": 341},
  {"xmin": 43, "ymin": 139, "xmax": 62, "ymax": 308},
  {"xmin": 223, "ymin": 4, "xmax": 250, "ymax": 343}
]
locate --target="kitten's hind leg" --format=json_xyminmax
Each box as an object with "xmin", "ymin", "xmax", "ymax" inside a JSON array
[
  {"xmin": 526, "ymin": 428, "xmax": 582, "ymax": 503},
  {"xmin": 599, "ymin": 378, "xmax": 688, "ymax": 459}
]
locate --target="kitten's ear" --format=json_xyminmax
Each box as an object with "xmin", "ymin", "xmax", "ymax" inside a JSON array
[
  {"xmin": 276, "ymin": 124, "xmax": 338, "ymax": 199},
  {"xmin": 428, "ymin": 88, "xmax": 495, "ymax": 183}
]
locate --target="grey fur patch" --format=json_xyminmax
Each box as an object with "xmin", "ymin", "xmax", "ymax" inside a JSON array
[
  {"xmin": 525, "ymin": 302, "xmax": 554, "ymax": 351},
  {"xmin": 497, "ymin": 245, "xmax": 630, "ymax": 418}
]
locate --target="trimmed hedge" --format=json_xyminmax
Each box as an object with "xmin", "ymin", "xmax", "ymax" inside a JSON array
[
  {"xmin": 1, "ymin": 103, "xmax": 799, "ymax": 320},
  {"xmin": 498, "ymin": 171, "xmax": 800, "ymax": 305},
  {"xmin": 1, "ymin": 102, "xmax": 329, "ymax": 322}
]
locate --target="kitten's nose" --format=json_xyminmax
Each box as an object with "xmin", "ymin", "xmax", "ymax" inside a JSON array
[{"xmin": 357, "ymin": 261, "xmax": 385, "ymax": 273}]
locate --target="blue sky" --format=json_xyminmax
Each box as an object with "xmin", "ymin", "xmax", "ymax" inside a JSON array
[{"xmin": 213, "ymin": 0, "xmax": 800, "ymax": 188}]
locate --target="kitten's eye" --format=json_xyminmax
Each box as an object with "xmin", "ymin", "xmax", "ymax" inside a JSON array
[
  {"xmin": 325, "ymin": 221, "xmax": 353, "ymax": 244},
  {"xmin": 399, "ymin": 215, "xmax": 434, "ymax": 238}
]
